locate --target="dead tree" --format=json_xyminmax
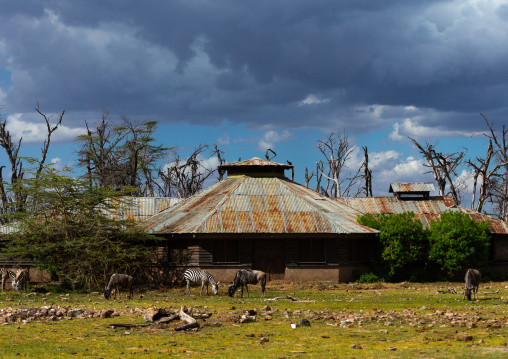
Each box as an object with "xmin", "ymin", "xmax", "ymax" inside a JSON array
[
  {"xmin": 0, "ymin": 104, "xmax": 64, "ymax": 221},
  {"xmin": 361, "ymin": 146, "xmax": 373, "ymax": 197},
  {"xmin": 304, "ymin": 167, "xmax": 314, "ymax": 188},
  {"xmin": 317, "ymin": 131, "xmax": 357, "ymax": 197},
  {"xmin": 212, "ymin": 144, "xmax": 226, "ymax": 181},
  {"xmin": 466, "ymin": 140, "xmax": 505, "ymax": 213},
  {"xmin": 480, "ymin": 113, "xmax": 508, "ymax": 220},
  {"xmin": 410, "ymin": 137, "xmax": 465, "ymax": 205},
  {"xmin": 157, "ymin": 144, "xmax": 216, "ymax": 198}
]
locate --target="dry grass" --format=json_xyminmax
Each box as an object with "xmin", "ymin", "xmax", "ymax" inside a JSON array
[{"xmin": 1, "ymin": 281, "xmax": 508, "ymax": 358}]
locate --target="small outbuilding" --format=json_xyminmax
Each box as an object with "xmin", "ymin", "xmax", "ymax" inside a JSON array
[{"xmin": 141, "ymin": 158, "xmax": 378, "ymax": 282}]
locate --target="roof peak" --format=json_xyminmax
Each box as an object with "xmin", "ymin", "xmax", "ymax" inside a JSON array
[{"xmin": 220, "ymin": 157, "xmax": 293, "ymax": 168}]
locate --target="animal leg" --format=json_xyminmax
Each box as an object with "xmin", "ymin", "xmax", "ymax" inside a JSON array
[
  {"xmin": 186, "ymin": 280, "xmax": 191, "ymax": 295},
  {"xmin": 200, "ymin": 282, "xmax": 205, "ymax": 296},
  {"xmin": 246, "ymin": 284, "xmax": 249, "ymax": 299}
]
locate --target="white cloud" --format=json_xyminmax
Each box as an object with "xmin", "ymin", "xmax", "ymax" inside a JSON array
[
  {"xmin": 5, "ymin": 113, "xmax": 86, "ymax": 143},
  {"xmin": 257, "ymin": 130, "xmax": 293, "ymax": 151},
  {"xmin": 218, "ymin": 133, "xmax": 230, "ymax": 145},
  {"xmin": 390, "ymin": 118, "xmax": 472, "ymax": 141},
  {"xmin": 298, "ymin": 94, "xmax": 330, "ymax": 106}
]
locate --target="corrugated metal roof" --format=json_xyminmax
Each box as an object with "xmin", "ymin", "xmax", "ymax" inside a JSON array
[
  {"xmin": 0, "ymin": 197, "xmax": 182, "ymax": 234},
  {"xmin": 141, "ymin": 176, "xmax": 377, "ymax": 235},
  {"xmin": 389, "ymin": 182, "xmax": 435, "ymax": 193},
  {"xmin": 334, "ymin": 196, "xmax": 508, "ymax": 234},
  {"xmin": 0, "ymin": 223, "xmax": 20, "ymax": 234},
  {"xmin": 219, "ymin": 157, "xmax": 293, "ymax": 169}
]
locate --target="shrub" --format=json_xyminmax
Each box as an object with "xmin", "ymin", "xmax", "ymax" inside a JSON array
[
  {"xmin": 356, "ymin": 272, "xmax": 383, "ymax": 283},
  {"xmin": 428, "ymin": 211, "xmax": 491, "ymax": 277},
  {"xmin": 358, "ymin": 212, "xmax": 428, "ymax": 279}
]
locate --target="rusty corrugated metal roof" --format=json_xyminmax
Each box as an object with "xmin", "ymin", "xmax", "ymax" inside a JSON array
[
  {"xmin": 104, "ymin": 197, "xmax": 182, "ymax": 222},
  {"xmin": 389, "ymin": 182, "xmax": 435, "ymax": 193},
  {"xmin": 219, "ymin": 157, "xmax": 293, "ymax": 169},
  {"xmin": 141, "ymin": 176, "xmax": 377, "ymax": 235},
  {"xmin": 334, "ymin": 196, "xmax": 508, "ymax": 234}
]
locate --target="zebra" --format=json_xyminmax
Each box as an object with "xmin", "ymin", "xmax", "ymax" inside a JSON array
[
  {"xmin": 1, "ymin": 268, "xmax": 29, "ymax": 293},
  {"xmin": 182, "ymin": 269, "xmax": 219, "ymax": 296}
]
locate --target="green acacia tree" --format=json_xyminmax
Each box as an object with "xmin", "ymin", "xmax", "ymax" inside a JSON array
[
  {"xmin": 428, "ymin": 211, "xmax": 491, "ymax": 277},
  {"xmin": 358, "ymin": 212, "xmax": 428, "ymax": 279},
  {"xmin": 1, "ymin": 162, "xmax": 160, "ymax": 289}
]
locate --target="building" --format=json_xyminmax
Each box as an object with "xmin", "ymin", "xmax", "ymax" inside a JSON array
[
  {"xmin": 141, "ymin": 158, "xmax": 378, "ymax": 282},
  {"xmin": 335, "ymin": 182, "xmax": 508, "ymax": 276}
]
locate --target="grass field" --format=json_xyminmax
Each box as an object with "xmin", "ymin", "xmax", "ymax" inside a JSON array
[{"xmin": 1, "ymin": 281, "xmax": 508, "ymax": 358}]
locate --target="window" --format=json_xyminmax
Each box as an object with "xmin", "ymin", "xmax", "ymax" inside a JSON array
[
  {"xmin": 158, "ymin": 238, "xmax": 189, "ymax": 264},
  {"xmin": 298, "ymin": 239, "xmax": 325, "ymax": 263},
  {"xmin": 212, "ymin": 239, "xmax": 239, "ymax": 263}
]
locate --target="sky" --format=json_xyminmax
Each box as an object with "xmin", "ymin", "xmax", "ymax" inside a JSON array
[{"xmin": 1, "ymin": 0, "xmax": 508, "ymax": 204}]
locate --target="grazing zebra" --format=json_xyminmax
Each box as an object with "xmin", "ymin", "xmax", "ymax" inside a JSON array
[
  {"xmin": 182, "ymin": 269, "xmax": 219, "ymax": 296},
  {"xmin": 1, "ymin": 268, "xmax": 29, "ymax": 293},
  {"xmin": 463, "ymin": 268, "xmax": 481, "ymax": 301}
]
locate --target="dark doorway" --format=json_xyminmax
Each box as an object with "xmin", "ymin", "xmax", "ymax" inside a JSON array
[{"xmin": 252, "ymin": 239, "xmax": 285, "ymax": 281}]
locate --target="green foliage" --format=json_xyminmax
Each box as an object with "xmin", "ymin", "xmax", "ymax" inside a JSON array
[
  {"xmin": 1, "ymin": 164, "xmax": 160, "ymax": 289},
  {"xmin": 358, "ymin": 212, "xmax": 428, "ymax": 279},
  {"xmin": 428, "ymin": 211, "xmax": 491, "ymax": 276},
  {"xmin": 355, "ymin": 272, "xmax": 383, "ymax": 283}
]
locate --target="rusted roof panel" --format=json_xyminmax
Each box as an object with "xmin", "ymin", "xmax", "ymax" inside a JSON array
[
  {"xmin": 142, "ymin": 176, "xmax": 376, "ymax": 235},
  {"xmin": 389, "ymin": 182, "xmax": 435, "ymax": 193},
  {"xmin": 219, "ymin": 157, "xmax": 293, "ymax": 169},
  {"xmin": 333, "ymin": 196, "xmax": 508, "ymax": 234}
]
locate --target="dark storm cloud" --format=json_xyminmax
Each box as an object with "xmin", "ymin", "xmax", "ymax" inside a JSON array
[{"xmin": 1, "ymin": 0, "xmax": 508, "ymax": 135}]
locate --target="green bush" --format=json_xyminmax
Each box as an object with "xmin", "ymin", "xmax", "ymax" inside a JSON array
[
  {"xmin": 358, "ymin": 212, "xmax": 428, "ymax": 279},
  {"xmin": 356, "ymin": 272, "xmax": 383, "ymax": 283},
  {"xmin": 428, "ymin": 211, "xmax": 491, "ymax": 277}
]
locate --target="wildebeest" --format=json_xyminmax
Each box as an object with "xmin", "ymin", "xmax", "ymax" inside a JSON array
[
  {"xmin": 463, "ymin": 268, "xmax": 481, "ymax": 301},
  {"xmin": 182, "ymin": 269, "xmax": 219, "ymax": 296},
  {"xmin": 104, "ymin": 274, "xmax": 134, "ymax": 300},
  {"xmin": 228, "ymin": 269, "xmax": 266, "ymax": 298}
]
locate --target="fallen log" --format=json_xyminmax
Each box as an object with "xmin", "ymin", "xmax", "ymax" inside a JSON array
[
  {"xmin": 437, "ymin": 288, "xmax": 500, "ymax": 295},
  {"xmin": 109, "ymin": 323, "xmax": 153, "ymax": 328},
  {"xmin": 175, "ymin": 305, "xmax": 199, "ymax": 331},
  {"xmin": 479, "ymin": 289, "xmax": 500, "ymax": 295},
  {"xmin": 109, "ymin": 314, "xmax": 180, "ymax": 329},
  {"xmin": 265, "ymin": 295, "xmax": 316, "ymax": 303}
]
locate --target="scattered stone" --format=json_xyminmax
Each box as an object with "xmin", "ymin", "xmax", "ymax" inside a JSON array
[
  {"xmin": 457, "ymin": 334, "xmax": 473, "ymax": 342},
  {"xmin": 239, "ymin": 315, "xmax": 256, "ymax": 323},
  {"xmin": 259, "ymin": 337, "xmax": 269, "ymax": 344},
  {"xmin": 100, "ymin": 310, "xmax": 115, "ymax": 319},
  {"xmin": 143, "ymin": 308, "xmax": 170, "ymax": 322},
  {"xmin": 388, "ymin": 346, "xmax": 397, "ymax": 351},
  {"xmin": 299, "ymin": 318, "xmax": 311, "ymax": 327}
]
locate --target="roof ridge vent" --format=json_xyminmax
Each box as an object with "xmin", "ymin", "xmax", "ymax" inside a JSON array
[{"xmin": 389, "ymin": 182, "xmax": 435, "ymax": 201}]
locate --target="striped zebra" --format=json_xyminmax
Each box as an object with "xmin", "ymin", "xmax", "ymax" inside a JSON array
[
  {"xmin": 182, "ymin": 269, "xmax": 219, "ymax": 296},
  {"xmin": 1, "ymin": 268, "xmax": 29, "ymax": 292}
]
